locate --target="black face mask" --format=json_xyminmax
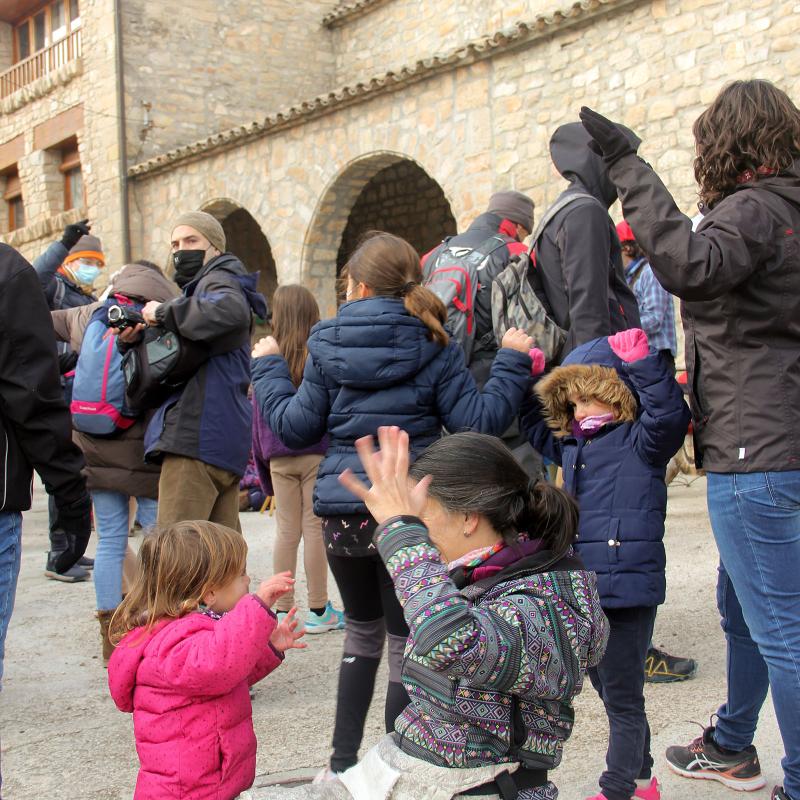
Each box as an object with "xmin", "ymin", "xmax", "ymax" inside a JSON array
[{"xmin": 172, "ymin": 249, "xmax": 207, "ymax": 288}]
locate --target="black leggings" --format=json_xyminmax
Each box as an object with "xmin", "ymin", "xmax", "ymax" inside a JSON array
[{"xmin": 326, "ymin": 551, "xmax": 411, "ymax": 772}]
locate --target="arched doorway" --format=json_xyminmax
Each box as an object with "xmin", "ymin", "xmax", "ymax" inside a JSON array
[
  {"xmin": 202, "ymin": 198, "xmax": 277, "ymax": 313},
  {"xmin": 304, "ymin": 153, "xmax": 456, "ymax": 315}
]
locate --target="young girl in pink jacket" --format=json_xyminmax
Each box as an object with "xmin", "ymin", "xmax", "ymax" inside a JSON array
[{"xmin": 108, "ymin": 521, "xmax": 305, "ymax": 800}]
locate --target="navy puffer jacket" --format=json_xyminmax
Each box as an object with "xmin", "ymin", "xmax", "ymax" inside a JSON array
[
  {"xmin": 520, "ymin": 337, "xmax": 690, "ymax": 608},
  {"xmin": 252, "ymin": 297, "xmax": 531, "ymax": 516}
]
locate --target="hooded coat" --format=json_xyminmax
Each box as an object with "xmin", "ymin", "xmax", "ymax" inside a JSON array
[
  {"xmin": 144, "ymin": 254, "xmax": 267, "ymax": 477},
  {"xmin": 51, "ymin": 264, "xmax": 180, "ymax": 498},
  {"xmin": 108, "ymin": 594, "xmax": 282, "ymax": 800},
  {"xmin": 535, "ymin": 124, "xmax": 641, "ymax": 356},
  {"xmin": 520, "ymin": 338, "xmax": 690, "ymax": 608},
  {"xmin": 252, "ymin": 297, "xmax": 531, "ymax": 521},
  {"xmin": 0, "ymin": 244, "xmax": 87, "ymax": 513},
  {"xmin": 608, "ymin": 153, "xmax": 800, "ymax": 473}
]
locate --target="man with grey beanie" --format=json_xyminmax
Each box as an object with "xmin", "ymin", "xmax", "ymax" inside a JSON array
[
  {"xmin": 421, "ymin": 190, "xmax": 542, "ymax": 476},
  {"xmin": 125, "ymin": 211, "xmax": 267, "ymax": 530}
]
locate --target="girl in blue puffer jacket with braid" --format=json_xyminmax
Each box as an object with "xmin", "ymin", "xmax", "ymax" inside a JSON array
[{"xmin": 251, "ymin": 231, "xmax": 534, "ymax": 781}]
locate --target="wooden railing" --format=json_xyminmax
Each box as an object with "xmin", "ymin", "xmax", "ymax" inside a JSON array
[{"xmin": 0, "ymin": 27, "xmax": 82, "ymax": 99}]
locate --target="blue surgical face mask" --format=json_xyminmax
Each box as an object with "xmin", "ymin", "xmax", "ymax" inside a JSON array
[{"xmin": 73, "ymin": 260, "xmax": 102, "ymax": 286}]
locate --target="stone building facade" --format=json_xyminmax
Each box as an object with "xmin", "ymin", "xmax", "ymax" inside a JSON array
[{"xmin": 2, "ymin": 0, "xmax": 799, "ymax": 328}]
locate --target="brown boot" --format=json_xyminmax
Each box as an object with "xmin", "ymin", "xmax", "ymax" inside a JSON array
[{"xmin": 97, "ymin": 609, "xmax": 116, "ymax": 666}]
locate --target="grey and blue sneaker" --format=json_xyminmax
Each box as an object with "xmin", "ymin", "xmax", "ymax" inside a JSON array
[{"xmin": 304, "ymin": 602, "xmax": 345, "ymax": 634}]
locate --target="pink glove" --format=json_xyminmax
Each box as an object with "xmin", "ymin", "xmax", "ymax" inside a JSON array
[
  {"xmin": 608, "ymin": 328, "xmax": 649, "ymax": 363},
  {"xmin": 529, "ymin": 348, "xmax": 546, "ymax": 377}
]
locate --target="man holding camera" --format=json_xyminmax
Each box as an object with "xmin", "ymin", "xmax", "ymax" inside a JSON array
[{"xmin": 125, "ymin": 211, "xmax": 266, "ymax": 530}]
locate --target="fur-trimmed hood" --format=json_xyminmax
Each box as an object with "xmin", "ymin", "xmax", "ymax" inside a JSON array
[{"xmin": 535, "ymin": 337, "xmax": 638, "ymax": 437}]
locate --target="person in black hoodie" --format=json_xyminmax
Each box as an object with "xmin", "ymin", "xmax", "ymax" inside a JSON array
[
  {"xmin": 534, "ymin": 123, "xmax": 641, "ymax": 357},
  {"xmin": 580, "ymin": 79, "xmax": 800, "ymax": 800},
  {"xmin": 0, "ymin": 244, "xmax": 91, "ymax": 685}
]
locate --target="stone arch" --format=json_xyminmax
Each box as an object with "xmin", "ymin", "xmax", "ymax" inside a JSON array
[
  {"xmin": 202, "ymin": 197, "xmax": 277, "ymax": 308},
  {"xmin": 303, "ymin": 152, "xmax": 457, "ymax": 314}
]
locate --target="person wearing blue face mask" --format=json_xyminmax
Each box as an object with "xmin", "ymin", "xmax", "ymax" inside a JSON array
[{"xmin": 32, "ymin": 222, "xmax": 106, "ymax": 583}]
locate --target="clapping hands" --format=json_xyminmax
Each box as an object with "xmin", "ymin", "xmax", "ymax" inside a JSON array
[{"xmin": 270, "ymin": 607, "xmax": 307, "ymax": 653}]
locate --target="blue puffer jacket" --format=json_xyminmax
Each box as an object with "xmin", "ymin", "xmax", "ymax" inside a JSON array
[
  {"xmin": 520, "ymin": 337, "xmax": 690, "ymax": 608},
  {"xmin": 252, "ymin": 297, "xmax": 531, "ymax": 516}
]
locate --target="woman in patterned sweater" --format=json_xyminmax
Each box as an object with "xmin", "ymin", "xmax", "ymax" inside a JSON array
[{"xmin": 335, "ymin": 427, "xmax": 609, "ymax": 800}]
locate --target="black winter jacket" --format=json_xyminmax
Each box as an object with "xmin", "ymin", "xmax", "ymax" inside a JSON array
[
  {"xmin": 535, "ymin": 123, "xmax": 640, "ymax": 356},
  {"xmin": 609, "ymin": 154, "xmax": 800, "ymax": 473},
  {"xmin": 0, "ymin": 245, "xmax": 87, "ymax": 513}
]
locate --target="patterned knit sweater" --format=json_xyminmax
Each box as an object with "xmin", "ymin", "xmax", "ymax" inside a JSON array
[{"xmin": 376, "ymin": 516, "xmax": 608, "ymax": 780}]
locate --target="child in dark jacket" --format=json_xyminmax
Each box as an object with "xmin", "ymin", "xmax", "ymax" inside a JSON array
[
  {"xmin": 251, "ymin": 231, "xmax": 534, "ymax": 779},
  {"xmin": 520, "ymin": 329, "xmax": 690, "ymax": 800}
]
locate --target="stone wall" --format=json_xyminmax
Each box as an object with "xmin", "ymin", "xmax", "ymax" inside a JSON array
[
  {"xmin": 336, "ymin": 160, "xmax": 457, "ymax": 270},
  {"xmin": 120, "ymin": 0, "xmax": 340, "ymax": 161},
  {"xmin": 329, "ymin": 0, "xmax": 557, "ymax": 86},
  {"xmin": 131, "ymin": 0, "xmax": 800, "ymax": 324}
]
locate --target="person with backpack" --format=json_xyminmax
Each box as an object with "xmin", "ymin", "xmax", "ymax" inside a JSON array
[
  {"xmin": 533, "ymin": 123, "xmax": 641, "ymax": 358},
  {"xmin": 579, "ymin": 79, "xmax": 800, "ymax": 800},
  {"xmin": 121, "ymin": 211, "xmax": 267, "ymax": 531},
  {"xmin": 32, "ymin": 220, "xmax": 105, "ymax": 582},
  {"xmin": 421, "ymin": 191, "xmax": 545, "ymax": 476},
  {"xmin": 251, "ymin": 231, "xmax": 534, "ymax": 782},
  {"xmin": 0, "ymin": 244, "xmax": 92, "ymax": 688},
  {"xmin": 51, "ymin": 262, "xmax": 179, "ymax": 663}
]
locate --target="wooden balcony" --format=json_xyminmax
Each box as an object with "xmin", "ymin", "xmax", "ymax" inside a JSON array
[{"xmin": 0, "ymin": 26, "xmax": 81, "ymax": 99}]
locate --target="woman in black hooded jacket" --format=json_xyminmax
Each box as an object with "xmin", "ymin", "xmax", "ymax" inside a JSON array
[{"xmin": 580, "ymin": 80, "xmax": 800, "ymax": 800}]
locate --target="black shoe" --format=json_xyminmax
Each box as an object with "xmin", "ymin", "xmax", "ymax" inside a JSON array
[
  {"xmin": 666, "ymin": 725, "xmax": 765, "ymax": 791},
  {"xmin": 772, "ymin": 788, "xmax": 792, "ymax": 800},
  {"xmin": 44, "ymin": 552, "xmax": 91, "ymax": 583},
  {"xmin": 645, "ymin": 646, "xmax": 697, "ymax": 683},
  {"xmin": 77, "ymin": 555, "xmax": 94, "ymax": 569}
]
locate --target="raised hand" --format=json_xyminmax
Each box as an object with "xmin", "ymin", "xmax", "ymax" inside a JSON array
[
  {"xmin": 270, "ymin": 607, "xmax": 307, "ymax": 653},
  {"xmin": 339, "ymin": 426, "xmax": 431, "ymax": 526},
  {"xmin": 501, "ymin": 327, "xmax": 535, "ymax": 354},
  {"xmin": 579, "ymin": 106, "xmax": 638, "ymax": 166},
  {"xmin": 256, "ymin": 571, "xmax": 295, "ymax": 607},
  {"xmin": 252, "ymin": 335, "xmax": 280, "ymax": 359},
  {"xmin": 608, "ymin": 328, "xmax": 650, "ymax": 363}
]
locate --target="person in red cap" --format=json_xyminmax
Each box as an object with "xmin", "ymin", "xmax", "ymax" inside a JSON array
[{"xmin": 616, "ymin": 220, "xmax": 678, "ymax": 374}]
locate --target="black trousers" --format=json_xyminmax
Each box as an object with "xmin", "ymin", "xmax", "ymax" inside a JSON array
[{"xmin": 588, "ymin": 605, "xmax": 657, "ymax": 800}]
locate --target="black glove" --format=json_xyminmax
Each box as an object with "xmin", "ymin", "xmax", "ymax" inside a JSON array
[
  {"xmin": 52, "ymin": 492, "xmax": 92, "ymax": 574},
  {"xmin": 58, "ymin": 351, "xmax": 79, "ymax": 375},
  {"xmin": 60, "ymin": 219, "xmax": 91, "ymax": 251},
  {"xmin": 579, "ymin": 107, "xmax": 638, "ymax": 167}
]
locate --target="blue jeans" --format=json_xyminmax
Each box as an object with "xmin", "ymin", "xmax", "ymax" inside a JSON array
[
  {"xmin": 0, "ymin": 512, "xmax": 22, "ymax": 687},
  {"xmin": 92, "ymin": 491, "xmax": 157, "ymax": 611},
  {"xmin": 707, "ymin": 471, "xmax": 800, "ymax": 799}
]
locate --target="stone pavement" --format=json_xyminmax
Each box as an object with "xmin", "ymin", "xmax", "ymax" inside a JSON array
[{"xmin": 0, "ymin": 477, "xmax": 784, "ymax": 799}]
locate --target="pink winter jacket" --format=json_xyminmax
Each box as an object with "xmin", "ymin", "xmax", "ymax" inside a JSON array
[{"xmin": 108, "ymin": 594, "xmax": 283, "ymax": 800}]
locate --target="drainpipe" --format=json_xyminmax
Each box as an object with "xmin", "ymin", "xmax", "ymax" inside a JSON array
[{"xmin": 113, "ymin": 0, "xmax": 131, "ymax": 262}]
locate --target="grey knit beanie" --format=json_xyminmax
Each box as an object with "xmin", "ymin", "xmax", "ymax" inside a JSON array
[
  {"xmin": 172, "ymin": 211, "xmax": 226, "ymax": 253},
  {"xmin": 487, "ymin": 191, "xmax": 534, "ymax": 232}
]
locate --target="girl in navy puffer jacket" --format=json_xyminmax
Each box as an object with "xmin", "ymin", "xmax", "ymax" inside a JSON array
[
  {"xmin": 521, "ymin": 329, "xmax": 690, "ymax": 800},
  {"xmin": 251, "ymin": 231, "xmax": 533, "ymax": 780}
]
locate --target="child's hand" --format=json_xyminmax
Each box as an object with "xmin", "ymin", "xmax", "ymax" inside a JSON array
[
  {"xmin": 502, "ymin": 327, "xmax": 535, "ymax": 354},
  {"xmin": 270, "ymin": 607, "xmax": 307, "ymax": 653},
  {"xmin": 256, "ymin": 571, "xmax": 295, "ymax": 607},
  {"xmin": 252, "ymin": 336, "xmax": 280, "ymax": 359},
  {"xmin": 608, "ymin": 328, "xmax": 649, "ymax": 363},
  {"xmin": 529, "ymin": 348, "xmax": 546, "ymax": 377}
]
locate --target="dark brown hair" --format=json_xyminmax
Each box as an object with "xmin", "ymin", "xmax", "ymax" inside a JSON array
[
  {"xmin": 693, "ymin": 80, "xmax": 800, "ymax": 208},
  {"xmin": 271, "ymin": 284, "xmax": 320, "ymax": 386},
  {"xmin": 409, "ymin": 432, "xmax": 578, "ymax": 556},
  {"xmin": 345, "ymin": 231, "xmax": 449, "ymax": 347}
]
